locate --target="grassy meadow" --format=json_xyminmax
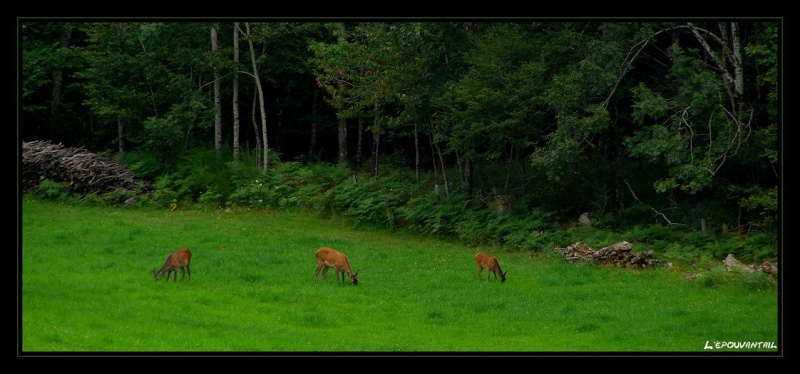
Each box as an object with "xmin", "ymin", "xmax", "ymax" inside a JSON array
[{"xmin": 20, "ymin": 198, "xmax": 780, "ymax": 355}]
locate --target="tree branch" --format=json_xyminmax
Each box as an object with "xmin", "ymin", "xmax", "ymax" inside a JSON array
[{"xmin": 624, "ymin": 179, "xmax": 680, "ymax": 226}]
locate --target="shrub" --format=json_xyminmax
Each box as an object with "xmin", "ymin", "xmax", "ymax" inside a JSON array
[
  {"xmin": 152, "ymin": 175, "xmax": 179, "ymax": 209},
  {"xmin": 36, "ymin": 179, "xmax": 70, "ymax": 201},
  {"xmin": 197, "ymin": 187, "xmax": 225, "ymax": 210},
  {"xmin": 227, "ymin": 178, "xmax": 271, "ymax": 209},
  {"xmin": 401, "ymin": 190, "xmax": 472, "ymax": 238}
]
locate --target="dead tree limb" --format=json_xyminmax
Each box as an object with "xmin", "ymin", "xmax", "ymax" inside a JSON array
[{"xmin": 623, "ymin": 179, "xmax": 680, "ymax": 226}]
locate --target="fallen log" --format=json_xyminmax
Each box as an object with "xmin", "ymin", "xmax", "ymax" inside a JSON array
[{"xmin": 723, "ymin": 254, "xmax": 778, "ymax": 278}]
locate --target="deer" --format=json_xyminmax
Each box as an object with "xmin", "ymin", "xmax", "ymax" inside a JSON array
[
  {"xmin": 475, "ymin": 252, "xmax": 507, "ymax": 282},
  {"xmin": 315, "ymin": 247, "xmax": 359, "ymax": 285},
  {"xmin": 153, "ymin": 247, "xmax": 192, "ymax": 282}
]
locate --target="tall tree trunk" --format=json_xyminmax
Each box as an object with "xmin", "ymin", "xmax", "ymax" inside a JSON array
[
  {"xmin": 49, "ymin": 24, "xmax": 73, "ymax": 126},
  {"xmin": 728, "ymin": 22, "xmax": 745, "ymax": 114},
  {"xmin": 464, "ymin": 157, "xmax": 473, "ymax": 197},
  {"xmin": 370, "ymin": 104, "xmax": 380, "ymax": 177},
  {"xmin": 117, "ymin": 115, "xmax": 125, "ymax": 153},
  {"xmin": 414, "ymin": 122, "xmax": 420, "ymax": 183},
  {"xmin": 371, "ymin": 130, "xmax": 380, "ymax": 177},
  {"xmin": 232, "ymin": 22, "xmax": 241, "ymax": 162},
  {"xmin": 132, "ymin": 23, "xmax": 158, "ymax": 117},
  {"xmin": 308, "ymin": 90, "xmax": 318, "ymax": 161},
  {"xmin": 430, "ymin": 135, "xmax": 440, "ymax": 199},
  {"xmin": 356, "ymin": 117, "xmax": 364, "ymax": 168},
  {"xmin": 251, "ymin": 88, "xmax": 261, "ymax": 166},
  {"xmin": 433, "ymin": 138, "xmax": 449, "ymax": 197},
  {"xmin": 274, "ymin": 98, "xmax": 283, "ymax": 153},
  {"xmin": 688, "ymin": 22, "xmax": 745, "ymax": 112},
  {"xmin": 504, "ymin": 144, "xmax": 514, "ymax": 192},
  {"xmin": 685, "ymin": 21, "xmax": 751, "ymax": 175},
  {"xmin": 244, "ymin": 22, "xmax": 269, "ymax": 171},
  {"xmin": 335, "ymin": 23, "xmax": 348, "ymax": 166},
  {"xmin": 211, "ymin": 26, "xmax": 223, "ymax": 158},
  {"xmin": 337, "ymin": 108, "xmax": 347, "ymax": 164}
]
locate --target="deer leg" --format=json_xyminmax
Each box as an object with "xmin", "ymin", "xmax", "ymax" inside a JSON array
[
  {"xmin": 322, "ymin": 266, "xmax": 329, "ymax": 282},
  {"xmin": 315, "ymin": 264, "xmax": 324, "ymax": 283}
]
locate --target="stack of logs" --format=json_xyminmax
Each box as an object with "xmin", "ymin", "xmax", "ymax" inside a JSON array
[
  {"xmin": 21, "ymin": 140, "xmax": 151, "ymax": 198},
  {"xmin": 555, "ymin": 241, "xmax": 659, "ymax": 269}
]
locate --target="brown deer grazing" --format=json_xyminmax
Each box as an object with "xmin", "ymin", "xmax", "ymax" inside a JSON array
[
  {"xmin": 475, "ymin": 252, "xmax": 507, "ymax": 282},
  {"xmin": 315, "ymin": 247, "xmax": 359, "ymax": 285},
  {"xmin": 153, "ymin": 247, "xmax": 192, "ymax": 282}
]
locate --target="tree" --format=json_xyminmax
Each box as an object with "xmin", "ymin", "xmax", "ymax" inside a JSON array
[
  {"xmin": 452, "ymin": 23, "xmax": 556, "ymax": 197},
  {"xmin": 232, "ymin": 22, "xmax": 241, "ymax": 162},
  {"xmin": 242, "ymin": 22, "xmax": 270, "ymax": 171},
  {"xmin": 623, "ymin": 21, "xmax": 777, "ymax": 229},
  {"xmin": 211, "ymin": 25, "xmax": 223, "ymax": 158},
  {"xmin": 77, "ymin": 23, "xmax": 152, "ymax": 153},
  {"xmin": 21, "ymin": 22, "xmax": 90, "ymax": 147}
]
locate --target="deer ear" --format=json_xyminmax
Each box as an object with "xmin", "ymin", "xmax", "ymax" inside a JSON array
[{"xmin": 354, "ymin": 270, "xmax": 360, "ymax": 276}]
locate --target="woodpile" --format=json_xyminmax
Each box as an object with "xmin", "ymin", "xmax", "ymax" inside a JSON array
[
  {"xmin": 554, "ymin": 241, "xmax": 659, "ymax": 269},
  {"xmin": 21, "ymin": 140, "xmax": 151, "ymax": 200}
]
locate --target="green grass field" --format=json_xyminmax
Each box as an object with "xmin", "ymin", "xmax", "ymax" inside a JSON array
[{"xmin": 20, "ymin": 198, "xmax": 780, "ymax": 354}]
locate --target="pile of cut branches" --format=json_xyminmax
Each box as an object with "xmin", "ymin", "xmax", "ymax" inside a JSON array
[
  {"xmin": 555, "ymin": 241, "xmax": 659, "ymax": 269},
  {"xmin": 22, "ymin": 140, "xmax": 151, "ymax": 199}
]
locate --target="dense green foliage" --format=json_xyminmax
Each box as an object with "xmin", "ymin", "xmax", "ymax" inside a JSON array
[
  {"xmin": 20, "ymin": 20, "xmax": 780, "ymax": 262},
  {"xmin": 30, "ymin": 155, "xmax": 778, "ymax": 266},
  {"xmin": 21, "ymin": 199, "xmax": 778, "ymax": 352}
]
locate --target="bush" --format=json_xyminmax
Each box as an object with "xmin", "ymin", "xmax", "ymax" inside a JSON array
[
  {"xmin": 36, "ymin": 179, "xmax": 70, "ymax": 201},
  {"xmin": 697, "ymin": 266, "xmax": 732, "ymax": 289},
  {"xmin": 328, "ymin": 171, "xmax": 416, "ymax": 229},
  {"xmin": 197, "ymin": 187, "xmax": 225, "ymax": 210},
  {"xmin": 227, "ymin": 178, "xmax": 271, "ymax": 209},
  {"xmin": 734, "ymin": 271, "xmax": 777, "ymax": 292},
  {"xmin": 401, "ymin": 189, "xmax": 473, "ymax": 238},
  {"xmin": 152, "ymin": 175, "xmax": 179, "ymax": 209}
]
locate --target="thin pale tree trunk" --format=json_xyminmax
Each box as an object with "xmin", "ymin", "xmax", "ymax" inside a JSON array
[
  {"xmin": 251, "ymin": 86, "xmax": 261, "ymax": 166},
  {"xmin": 434, "ymin": 139, "xmax": 449, "ymax": 197},
  {"xmin": 371, "ymin": 131, "xmax": 380, "ymax": 177},
  {"xmin": 370, "ymin": 104, "xmax": 380, "ymax": 177},
  {"xmin": 211, "ymin": 26, "xmax": 223, "ymax": 158},
  {"xmin": 49, "ymin": 24, "xmax": 72, "ymax": 126},
  {"xmin": 356, "ymin": 117, "xmax": 364, "ymax": 168},
  {"xmin": 464, "ymin": 157, "xmax": 473, "ymax": 196},
  {"xmin": 335, "ymin": 23, "xmax": 348, "ymax": 166},
  {"xmin": 337, "ymin": 109, "xmax": 347, "ymax": 164},
  {"xmin": 232, "ymin": 22, "xmax": 241, "ymax": 161},
  {"xmin": 429, "ymin": 134, "xmax": 440, "ymax": 199},
  {"xmin": 504, "ymin": 144, "xmax": 514, "ymax": 192},
  {"xmin": 117, "ymin": 115, "xmax": 125, "ymax": 153},
  {"xmin": 244, "ymin": 22, "xmax": 269, "ymax": 171},
  {"xmin": 414, "ymin": 122, "xmax": 420, "ymax": 183}
]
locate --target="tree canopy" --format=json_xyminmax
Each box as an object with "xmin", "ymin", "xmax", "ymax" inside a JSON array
[{"xmin": 20, "ymin": 19, "xmax": 780, "ymax": 240}]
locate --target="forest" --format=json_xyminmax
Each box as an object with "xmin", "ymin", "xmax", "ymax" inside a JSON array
[{"xmin": 20, "ymin": 20, "xmax": 780, "ymax": 262}]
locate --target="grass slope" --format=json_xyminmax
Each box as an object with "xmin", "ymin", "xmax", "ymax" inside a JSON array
[{"xmin": 20, "ymin": 198, "xmax": 779, "ymax": 354}]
